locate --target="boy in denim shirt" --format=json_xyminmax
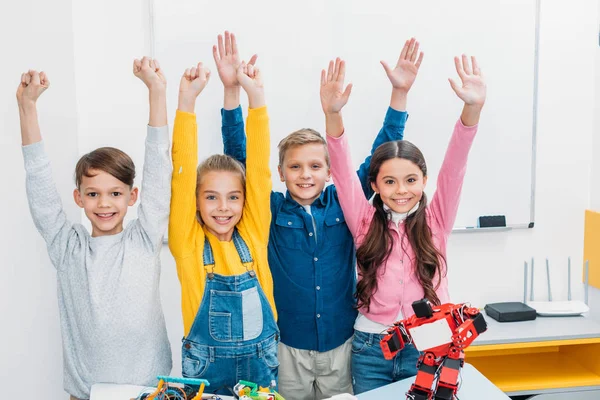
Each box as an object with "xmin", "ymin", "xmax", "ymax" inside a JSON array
[{"xmin": 215, "ymin": 34, "xmax": 423, "ymax": 400}]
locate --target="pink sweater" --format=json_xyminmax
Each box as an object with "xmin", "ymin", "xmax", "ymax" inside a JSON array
[{"xmin": 327, "ymin": 119, "xmax": 478, "ymax": 325}]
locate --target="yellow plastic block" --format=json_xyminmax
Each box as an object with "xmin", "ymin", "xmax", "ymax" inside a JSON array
[{"xmin": 584, "ymin": 210, "xmax": 600, "ymax": 289}]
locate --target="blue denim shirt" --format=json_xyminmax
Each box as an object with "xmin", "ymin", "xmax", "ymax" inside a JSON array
[{"xmin": 221, "ymin": 106, "xmax": 407, "ymax": 351}]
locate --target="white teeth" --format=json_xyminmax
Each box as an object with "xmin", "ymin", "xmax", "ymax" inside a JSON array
[
  {"xmin": 97, "ymin": 213, "xmax": 115, "ymax": 217},
  {"xmin": 298, "ymin": 184, "xmax": 312, "ymax": 188},
  {"xmin": 215, "ymin": 217, "xmax": 231, "ymax": 221}
]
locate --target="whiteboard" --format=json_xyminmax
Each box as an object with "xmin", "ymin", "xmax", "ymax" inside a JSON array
[{"xmin": 152, "ymin": 0, "xmax": 538, "ymax": 230}]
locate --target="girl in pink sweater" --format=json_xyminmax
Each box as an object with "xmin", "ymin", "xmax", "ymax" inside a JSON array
[{"xmin": 320, "ymin": 52, "xmax": 486, "ymax": 394}]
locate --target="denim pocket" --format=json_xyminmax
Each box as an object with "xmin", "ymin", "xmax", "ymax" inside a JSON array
[
  {"xmin": 209, "ymin": 287, "xmax": 264, "ymax": 342},
  {"xmin": 182, "ymin": 354, "xmax": 210, "ymax": 378},
  {"xmin": 261, "ymin": 341, "xmax": 280, "ymax": 369},
  {"xmin": 274, "ymin": 214, "xmax": 305, "ymax": 248},
  {"xmin": 208, "ymin": 311, "xmax": 232, "ymax": 342},
  {"xmin": 351, "ymin": 332, "xmax": 369, "ymax": 354}
]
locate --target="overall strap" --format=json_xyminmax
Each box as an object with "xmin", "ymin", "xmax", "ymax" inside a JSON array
[{"xmin": 203, "ymin": 229, "xmax": 254, "ymax": 274}]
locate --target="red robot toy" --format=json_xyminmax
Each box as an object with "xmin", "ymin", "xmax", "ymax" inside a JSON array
[{"xmin": 380, "ymin": 299, "xmax": 487, "ymax": 400}]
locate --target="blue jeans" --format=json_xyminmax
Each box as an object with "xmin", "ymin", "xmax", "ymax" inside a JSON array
[{"xmin": 351, "ymin": 330, "xmax": 420, "ymax": 394}]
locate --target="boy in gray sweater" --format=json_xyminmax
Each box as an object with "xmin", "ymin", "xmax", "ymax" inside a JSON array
[{"xmin": 17, "ymin": 58, "xmax": 172, "ymax": 399}]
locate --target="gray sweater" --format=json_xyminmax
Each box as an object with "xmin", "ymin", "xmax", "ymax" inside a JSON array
[{"xmin": 22, "ymin": 126, "xmax": 172, "ymax": 399}]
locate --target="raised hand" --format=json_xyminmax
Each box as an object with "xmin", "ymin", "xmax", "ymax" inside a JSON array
[
  {"xmin": 237, "ymin": 61, "xmax": 265, "ymax": 108},
  {"xmin": 133, "ymin": 57, "xmax": 166, "ymax": 91},
  {"xmin": 381, "ymin": 38, "xmax": 424, "ymax": 92},
  {"xmin": 178, "ymin": 62, "xmax": 211, "ymax": 113},
  {"xmin": 449, "ymin": 55, "xmax": 486, "ymax": 108},
  {"xmin": 213, "ymin": 31, "xmax": 257, "ymax": 88},
  {"xmin": 320, "ymin": 58, "xmax": 353, "ymax": 115},
  {"xmin": 16, "ymin": 70, "xmax": 50, "ymax": 107}
]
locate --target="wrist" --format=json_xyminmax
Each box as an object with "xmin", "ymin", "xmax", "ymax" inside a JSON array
[
  {"xmin": 18, "ymin": 101, "xmax": 37, "ymax": 113},
  {"xmin": 247, "ymin": 90, "xmax": 266, "ymax": 109},
  {"xmin": 178, "ymin": 98, "xmax": 196, "ymax": 113},
  {"xmin": 148, "ymin": 84, "xmax": 167, "ymax": 95}
]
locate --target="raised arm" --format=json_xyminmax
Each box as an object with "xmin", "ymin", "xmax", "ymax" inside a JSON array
[
  {"xmin": 168, "ymin": 62, "xmax": 211, "ymax": 258},
  {"xmin": 430, "ymin": 55, "xmax": 486, "ymax": 234},
  {"xmin": 321, "ymin": 58, "xmax": 370, "ymax": 236},
  {"xmin": 18, "ymin": 70, "xmax": 73, "ymax": 268},
  {"xmin": 213, "ymin": 31, "xmax": 257, "ymax": 165},
  {"xmin": 357, "ymin": 38, "xmax": 424, "ymax": 198},
  {"xmin": 236, "ymin": 61, "xmax": 271, "ymax": 244},
  {"xmin": 131, "ymin": 57, "xmax": 172, "ymax": 249}
]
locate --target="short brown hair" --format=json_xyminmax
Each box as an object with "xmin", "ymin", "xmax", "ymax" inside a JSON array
[
  {"xmin": 196, "ymin": 154, "xmax": 246, "ymax": 197},
  {"xmin": 74, "ymin": 147, "xmax": 135, "ymax": 188},
  {"xmin": 277, "ymin": 128, "xmax": 330, "ymax": 167}
]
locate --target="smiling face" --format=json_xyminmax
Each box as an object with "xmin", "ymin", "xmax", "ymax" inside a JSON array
[
  {"xmin": 197, "ymin": 170, "xmax": 245, "ymax": 241},
  {"xmin": 278, "ymin": 143, "xmax": 331, "ymax": 206},
  {"xmin": 73, "ymin": 169, "xmax": 137, "ymax": 237},
  {"xmin": 371, "ymin": 157, "xmax": 427, "ymax": 213}
]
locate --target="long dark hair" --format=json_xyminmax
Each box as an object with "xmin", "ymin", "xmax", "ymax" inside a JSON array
[{"xmin": 355, "ymin": 140, "xmax": 446, "ymax": 311}]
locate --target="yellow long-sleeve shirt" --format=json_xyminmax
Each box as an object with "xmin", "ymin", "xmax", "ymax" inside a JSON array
[{"xmin": 168, "ymin": 107, "xmax": 276, "ymax": 336}]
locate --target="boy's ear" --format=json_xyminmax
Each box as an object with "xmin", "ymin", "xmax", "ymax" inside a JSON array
[
  {"xmin": 73, "ymin": 188, "xmax": 84, "ymax": 208},
  {"xmin": 128, "ymin": 187, "xmax": 139, "ymax": 206},
  {"xmin": 277, "ymin": 165, "xmax": 285, "ymax": 182},
  {"xmin": 326, "ymin": 168, "xmax": 331, "ymax": 182}
]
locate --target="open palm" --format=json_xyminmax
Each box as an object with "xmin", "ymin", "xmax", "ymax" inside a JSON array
[
  {"xmin": 213, "ymin": 31, "xmax": 257, "ymax": 88},
  {"xmin": 320, "ymin": 58, "xmax": 353, "ymax": 114},
  {"xmin": 381, "ymin": 38, "xmax": 424, "ymax": 92},
  {"xmin": 449, "ymin": 55, "xmax": 486, "ymax": 107}
]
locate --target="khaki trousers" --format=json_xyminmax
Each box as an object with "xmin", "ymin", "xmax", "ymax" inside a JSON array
[{"xmin": 277, "ymin": 338, "xmax": 353, "ymax": 400}]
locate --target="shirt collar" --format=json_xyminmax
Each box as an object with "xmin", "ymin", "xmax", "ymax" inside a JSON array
[
  {"xmin": 368, "ymin": 193, "xmax": 420, "ymax": 227},
  {"xmin": 285, "ymin": 189, "xmax": 326, "ymax": 208}
]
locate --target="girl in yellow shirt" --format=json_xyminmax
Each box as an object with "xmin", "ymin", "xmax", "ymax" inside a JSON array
[{"xmin": 168, "ymin": 34, "xmax": 277, "ymax": 394}]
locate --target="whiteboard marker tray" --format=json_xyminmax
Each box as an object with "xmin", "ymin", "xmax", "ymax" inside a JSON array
[{"xmin": 526, "ymin": 301, "xmax": 589, "ymax": 316}]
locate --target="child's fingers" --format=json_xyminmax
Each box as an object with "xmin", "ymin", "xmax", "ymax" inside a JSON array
[
  {"xmin": 406, "ymin": 38, "xmax": 416, "ymax": 62},
  {"xmin": 217, "ymin": 34, "xmax": 225, "ymax": 59},
  {"xmin": 212, "ymin": 45, "xmax": 219, "ymax": 65},
  {"xmin": 248, "ymin": 54, "xmax": 258, "ymax": 66},
  {"xmin": 231, "ymin": 32, "xmax": 238, "ymax": 55},
  {"xmin": 21, "ymin": 73, "xmax": 27, "ymax": 85},
  {"xmin": 141, "ymin": 56, "xmax": 150, "ymax": 69},
  {"xmin": 337, "ymin": 59, "xmax": 346, "ymax": 83},
  {"xmin": 410, "ymin": 41, "xmax": 420, "ymax": 63},
  {"xmin": 333, "ymin": 57, "xmax": 341, "ymax": 81},
  {"xmin": 40, "ymin": 71, "xmax": 49, "ymax": 87},
  {"xmin": 224, "ymin": 31, "xmax": 232, "ymax": 56},
  {"xmin": 191, "ymin": 66, "xmax": 198, "ymax": 79},
  {"xmin": 448, "ymin": 78, "xmax": 460, "ymax": 94},
  {"xmin": 154, "ymin": 59, "xmax": 161, "ymax": 72},
  {"xmin": 184, "ymin": 68, "xmax": 191, "ymax": 80},
  {"xmin": 380, "ymin": 60, "xmax": 392, "ymax": 76},
  {"xmin": 454, "ymin": 56, "xmax": 466, "ymax": 80},
  {"xmin": 326, "ymin": 60, "xmax": 334, "ymax": 83},
  {"xmin": 342, "ymin": 83, "xmax": 353, "ymax": 100},
  {"xmin": 462, "ymin": 54, "xmax": 472, "ymax": 75},
  {"xmin": 24, "ymin": 72, "xmax": 32, "ymax": 85},
  {"xmin": 206, "ymin": 69, "xmax": 211, "ymax": 81},
  {"xmin": 247, "ymin": 64, "xmax": 255, "ymax": 78},
  {"xmin": 135, "ymin": 59, "xmax": 143, "ymax": 72},
  {"xmin": 30, "ymin": 70, "xmax": 41, "ymax": 85},
  {"xmin": 320, "ymin": 69, "xmax": 326, "ymax": 86},
  {"xmin": 399, "ymin": 40, "xmax": 409, "ymax": 63},
  {"xmin": 471, "ymin": 56, "xmax": 480, "ymax": 75},
  {"xmin": 415, "ymin": 52, "xmax": 424, "ymax": 69},
  {"xmin": 149, "ymin": 59, "xmax": 155, "ymax": 70}
]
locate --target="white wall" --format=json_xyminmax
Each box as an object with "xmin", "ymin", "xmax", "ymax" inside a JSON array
[
  {"xmin": 1, "ymin": 0, "xmax": 599, "ymax": 398},
  {"xmin": 0, "ymin": 0, "xmax": 80, "ymax": 397}
]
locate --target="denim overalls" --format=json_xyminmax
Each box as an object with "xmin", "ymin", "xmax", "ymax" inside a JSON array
[{"xmin": 181, "ymin": 230, "xmax": 279, "ymax": 394}]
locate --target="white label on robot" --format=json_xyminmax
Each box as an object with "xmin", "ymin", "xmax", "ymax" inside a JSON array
[{"xmin": 407, "ymin": 318, "xmax": 453, "ymax": 351}]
